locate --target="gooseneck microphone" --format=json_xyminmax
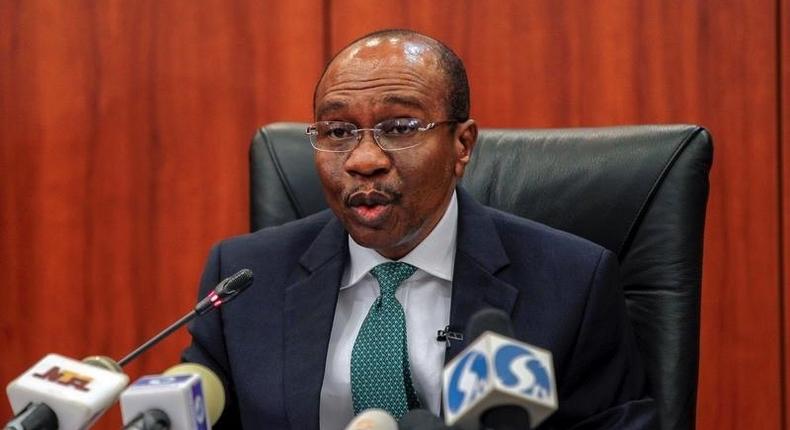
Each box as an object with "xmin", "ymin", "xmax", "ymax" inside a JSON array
[
  {"xmin": 118, "ymin": 269, "xmax": 254, "ymax": 367},
  {"xmin": 5, "ymin": 269, "xmax": 252, "ymax": 430}
]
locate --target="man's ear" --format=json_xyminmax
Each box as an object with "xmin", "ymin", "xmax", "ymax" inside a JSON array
[{"xmin": 453, "ymin": 119, "xmax": 478, "ymax": 178}]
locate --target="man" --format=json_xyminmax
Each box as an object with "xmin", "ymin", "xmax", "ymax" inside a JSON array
[{"xmin": 183, "ymin": 29, "xmax": 656, "ymax": 429}]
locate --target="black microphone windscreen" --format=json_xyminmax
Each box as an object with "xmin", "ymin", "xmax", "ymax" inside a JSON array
[
  {"xmin": 465, "ymin": 308, "xmax": 515, "ymax": 341},
  {"xmin": 219, "ymin": 269, "xmax": 254, "ymax": 296}
]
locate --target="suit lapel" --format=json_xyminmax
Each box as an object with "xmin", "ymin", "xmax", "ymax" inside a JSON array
[
  {"xmin": 283, "ymin": 217, "xmax": 347, "ymax": 429},
  {"xmin": 446, "ymin": 190, "xmax": 520, "ymax": 362},
  {"xmin": 280, "ymin": 190, "xmax": 522, "ymax": 425}
]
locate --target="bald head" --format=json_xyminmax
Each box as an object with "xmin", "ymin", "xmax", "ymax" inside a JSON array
[{"xmin": 313, "ymin": 29, "xmax": 470, "ymax": 122}]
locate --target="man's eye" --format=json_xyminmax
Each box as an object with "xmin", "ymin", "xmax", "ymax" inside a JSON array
[
  {"xmin": 380, "ymin": 119, "xmax": 420, "ymax": 136},
  {"xmin": 324, "ymin": 125, "xmax": 354, "ymax": 140}
]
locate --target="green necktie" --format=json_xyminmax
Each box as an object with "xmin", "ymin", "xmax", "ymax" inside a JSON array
[{"xmin": 350, "ymin": 262, "xmax": 421, "ymax": 419}]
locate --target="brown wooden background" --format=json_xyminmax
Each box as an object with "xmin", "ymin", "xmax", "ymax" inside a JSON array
[{"xmin": 1, "ymin": 1, "xmax": 787, "ymax": 429}]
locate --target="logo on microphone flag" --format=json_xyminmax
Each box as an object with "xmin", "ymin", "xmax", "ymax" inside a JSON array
[
  {"xmin": 191, "ymin": 381, "xmax": 208, "ymax": 430},
  {"xmin": 443, "ymin": 332, "xmax": 557, "ymax": 429},
  {"xmin": 32, "ymin": 366, "xmax": 94, "ymax": 392},
  {"xmin": 446, "ymin": 350, "xmax": 489, "ymax": 415},
  {"xmin": 494, "ymin": 344, "xmax": 553, "ymax": 400},
  {"xmin": 134, "ymin": 374, "xmax": 192, "ymax": 387}
]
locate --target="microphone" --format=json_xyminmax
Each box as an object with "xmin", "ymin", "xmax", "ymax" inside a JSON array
[
  {"xmin": 5, "ymin": 269, "xmax": 250, "ymax": 429},
  {"xmin": 3, "ymin": 403, "xmax": 57, "ymax": 430},
  {"xmin": 5, "ymin": 354, "xmax": 130, "ymax": 430},
  {"xmin": 120, "ymin": 410, "xmax": 169, "ymax": 430},
  {"xmin": 162, "ymin": 364, "xmax": 225, "ymax": 426},
  {"xmin": 119, "ymin": 363, "xmax": 225, "ymax": 430},
  {"xmin": 442, "ymin": 308, "xmax": 558, "ymax": 430},
  {"xmin": 436, "ymin": 326, "xmax": 463, "ymax": 348},
  {"xmin": 344, "ymin": 409, "xmax": 398, "ymax": 430},
  {"xmin": 117, "ymin": 269, "xmax": 253, "ymax": 367},
  {"xmin": 5, "ymin": 269, "xmax": 250, "ymax": 430},
  {"xmin": 398, "ymin": 409, "xmax": 457, "ymax": 430}
]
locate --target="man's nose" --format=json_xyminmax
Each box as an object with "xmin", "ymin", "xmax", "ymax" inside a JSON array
[{"xmin": 344, "ymin": 131, "xmax": 391, "ymax": 176}]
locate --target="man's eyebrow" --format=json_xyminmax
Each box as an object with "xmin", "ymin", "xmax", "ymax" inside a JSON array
[
  {"xmin": 382, "ymin": 95, "xmax": 426, "ymax": 111},
  {"xmin": 316, "ymin": 100, "xmax": 348, "ymax": 119},
  {"xmin": 316, "ymin": 95, "xmax": 426, "ymax": 119}
]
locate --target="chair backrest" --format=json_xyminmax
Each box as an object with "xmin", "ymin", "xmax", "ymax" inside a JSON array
[{"xmin": 249, "ymin": 122, "xmax": 713, "ymax": 430}]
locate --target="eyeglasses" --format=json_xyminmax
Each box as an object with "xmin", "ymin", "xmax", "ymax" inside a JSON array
[{"xmin": 305, "ymin": 118, "xmax": 456, "ymax": 153}]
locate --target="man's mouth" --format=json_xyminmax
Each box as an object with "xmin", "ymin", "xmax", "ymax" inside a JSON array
[{"xmin": 346, "ymin": 190, "xmax": 396, "ymax": 226}]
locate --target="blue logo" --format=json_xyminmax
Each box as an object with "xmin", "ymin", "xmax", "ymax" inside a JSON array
[
  {"xmin": 494, "ymin": 345, "xmax": 552, "ymax": 399},
  {"xmin": 191, "ymin": 382, "xmax": 208, "ymax": 430},
  {"xmin": 134, "ymin": 374, "xmax": 191, "ymax": 387},
  {"xmin": 446, "ymin": 350, "xmax": 489, "ymax": 414}
]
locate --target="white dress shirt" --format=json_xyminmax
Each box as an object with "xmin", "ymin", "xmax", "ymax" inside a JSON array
[{"xmin": 318, "ymin": 191, "xmax": 458, "ymax": 430}]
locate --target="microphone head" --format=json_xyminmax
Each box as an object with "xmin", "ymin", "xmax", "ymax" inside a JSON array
[
  {"xmin": 215, "ymin": 269, "xmax": 254, "ymax": 302},
  {"xmin": 345, "ymin": 409, "xmax": 398, "ymax": 430},
  {"xmin": 163, "ymin": 363, "xmax": 226, "ymax": 425},
  {"xmin": 82, "ymin": 355, "xmax": 123, "ymax": 373},
  {"xmin": 398, "ymin": 409, "xmax": 449, "ymax": 429},
  {"xmin": 195, "ymin": 269, "xmax": 254, "ymax": 315},
  {"xmin": 465, "ymin": 308, "xmax": 514, "ymax": 341}
]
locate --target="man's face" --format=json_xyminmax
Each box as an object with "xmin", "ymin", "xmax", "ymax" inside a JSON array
[{"xmin": 313, "ymin": 36, "xmax": 476, "ymax": 259}]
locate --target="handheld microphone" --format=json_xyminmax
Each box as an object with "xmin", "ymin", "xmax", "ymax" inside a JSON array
[
  {"xmin": 442, "ymin": 308, "xmax": 558, "ymax": 430},
  {"xmin": 162, "ymin": 364, "xmax": 225, "ymax": 426},
  {"xmin": 119, "ymin": 363, "xmax": 225, "ymax": 430},
  {"xmin": 3, "ymin": 402, "xmax": 57, "ymax": 430},
  {"xmin": 344, "ymin": 409, "xmax": 398, "ymax": 430},
  {"xmin": 117, "ymin": 269, "xmax": 253, "ymax": 367},
  {"xmin": 5, "ymin": 354, "xmax": 129, "ymax": 430}
]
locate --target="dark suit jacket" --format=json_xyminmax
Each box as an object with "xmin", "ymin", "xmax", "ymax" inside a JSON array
[{"xmin": 183, "ymin": 189, "xmax": 656, "ymax": 429}]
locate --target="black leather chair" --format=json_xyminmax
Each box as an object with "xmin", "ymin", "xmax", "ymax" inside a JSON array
[{"xmin": 249, "ymin": 123, "xmax": 713, "ymax": 430}]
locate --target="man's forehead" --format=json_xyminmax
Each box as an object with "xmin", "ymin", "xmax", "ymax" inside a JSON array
[
  {"xmin": 322, "ymin": 35, "xmax": 441, "ymax": 84},
  {"xmin": 343, "ymin": 35, "xmax": 435, "ymax": 65}
]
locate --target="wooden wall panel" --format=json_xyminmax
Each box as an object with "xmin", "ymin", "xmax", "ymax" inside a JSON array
[
  {"xmin": 1, "ymin": 0, "xmax": 786, "ymax": 429},
  {"xmin": 0, "ymin": 0, "xmax": 324, "ymax": 427},
  {"xmin": 329, "ymin": 1, "xmax": 783, "ymax": 428},
  {"xmin": 782, "ymin": 0, "xmax": 789, "ymax": 426}
]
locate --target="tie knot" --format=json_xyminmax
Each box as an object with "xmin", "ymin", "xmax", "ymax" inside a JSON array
[{"xmin": 370, "ymin": 262, "xmax": 417, "ymax": 296}]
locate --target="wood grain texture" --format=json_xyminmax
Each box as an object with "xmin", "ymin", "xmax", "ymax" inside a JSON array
[
  {"xmin": 329, "ymin": 1, "xmax": 783, "ymax": 428},
  {"xmin": 0, "ymin": 0, "xmax": 786, "ymax": 429},
  {"xmin": 781, "ymin": 0, "xmax": 790, "ymax": 426},
  {"xmin": 0, "ymin": 0, "xmax": 323, "ymax": 427}
]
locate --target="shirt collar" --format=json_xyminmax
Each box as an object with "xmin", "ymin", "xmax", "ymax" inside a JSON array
[{"xmin": 342, "ymin": 190, "xmax": 458, "ymax": 289}]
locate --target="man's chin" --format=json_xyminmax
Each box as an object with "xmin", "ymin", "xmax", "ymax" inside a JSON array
[
  {"xmin": 346, "ymin": 228, "xmax": 390, "ymax": 249},
  {"xmin": 346, "ymin": 225, "xmax": 424, "ymax": 260}
]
